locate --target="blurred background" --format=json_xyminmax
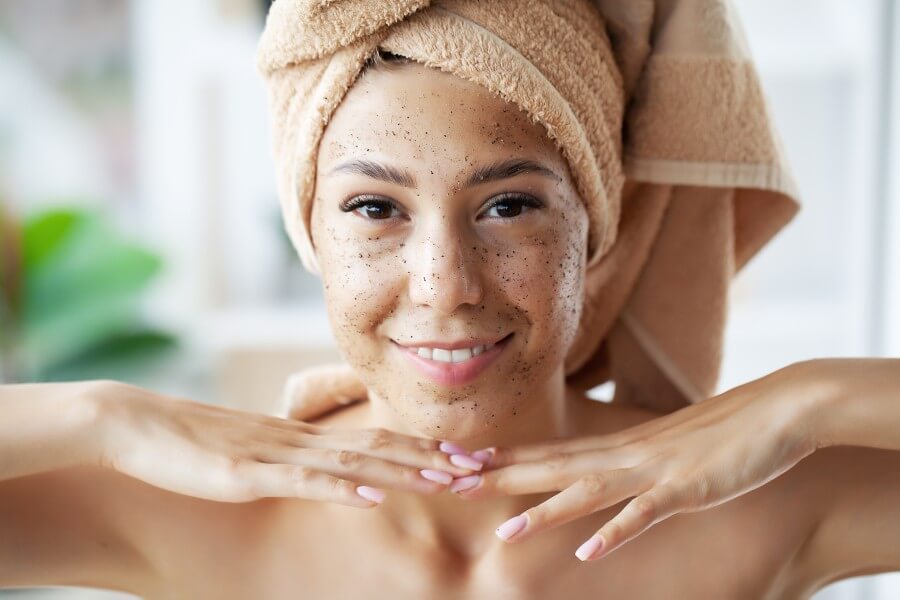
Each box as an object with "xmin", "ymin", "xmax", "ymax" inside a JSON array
[{"xmin": 0, "ymin": 0, "xmax": 898, "ymax": 598}]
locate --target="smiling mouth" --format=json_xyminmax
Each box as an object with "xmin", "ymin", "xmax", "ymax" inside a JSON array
[
  {"xmin": 392, "ymin": 333, "xmax": 514, "ymax": 386},
  {"xmin": 393, "ymin": 333, "xmax": 513, "ymax": 363}
]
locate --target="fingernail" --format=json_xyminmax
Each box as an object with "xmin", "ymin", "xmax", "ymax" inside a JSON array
[
  {"xmin": 439, "ymin": 441, "xmax": 468, "ymax": 455},
  {"xmin": 450, "ymin": 454, "xmax": 483, "ymax": 470},
  {"xmin": 449, "ymin": 474, "xmax": 482, "ymax": 492},
  {"xmin": 470, "ymin": 448, "xmax": 494, "ymax": 465},
  {"xmin": 356, "ymin": 485, "xmax": 386, "ymax": 503},
  {"xmin": 575, "ymin": 534, "xmax": 605, "ymax": 561},
  {"xmin": 419, "ymin": 469, "xmax": 453, "ymax": 485},
  {"xmin": 495, "ymin": 514, "xmax": 527, "ymax": 541}
]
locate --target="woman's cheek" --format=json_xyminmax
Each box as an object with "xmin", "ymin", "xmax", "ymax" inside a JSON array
[
  {"xmin": 550, "ymin": 205, "xmax": 590, "ymax": 353},
  {"xmin": 492, "ymin": 215, "xmax": 585, "ymax": 360},
  {"xmin": 316, "ymin": 225, "xmax": 404, "ymax": 375}
]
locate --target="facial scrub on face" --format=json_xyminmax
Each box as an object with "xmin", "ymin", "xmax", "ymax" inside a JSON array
[{"xmin": 256, "ymin": 0, "xmax": 802, "ymax": 413}]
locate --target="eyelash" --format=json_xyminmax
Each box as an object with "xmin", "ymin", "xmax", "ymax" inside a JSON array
[{"xmin": 338, "ymin": 193, "xmax": 544, "ymax": 222}]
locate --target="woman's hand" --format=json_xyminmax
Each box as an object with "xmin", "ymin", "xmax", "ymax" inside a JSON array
[
  {"xmin": 451, "ymin": 362, "xmax": 826, "ymax": 561},
  {"xmin": 89, "ymin": 380, "xmax": 476, "ymax": 507}
]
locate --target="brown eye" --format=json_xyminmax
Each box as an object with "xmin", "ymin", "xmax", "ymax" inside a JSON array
[
  {"xmin": 359, "ymin": 202, "xmax": 395, "ymax": 220},
  {"xmin": 481, "ymin": 194, "xmax": 543, "ymax": 220},
  {"xmin": 339, "ymin": 195, "xmax": 400, "ymax": 220}
]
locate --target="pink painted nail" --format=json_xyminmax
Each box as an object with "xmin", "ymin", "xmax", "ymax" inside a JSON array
[
  {"xmin": 439, "ymin": 441, "xmax": 468, "ymax": 455},
  {"xmin": 470, "ymin": 448, "xmax": 494, "ymax": 465},
  {"xmin": 420, "ymin": 469, "xmax": 453, "ymax": 485},
  {"xmin": 495, "ymin": 514, "xmax": 528, "ymax": 541},
  {"xmin": 449, "ymin": 474, "xmax": 482, "ymax": 492},
  {"xmin": 450, "ymin": 454, "xmax": 483, "ymax": 470},
  {"xmin": 356, "ymin": 485, "xmax": 386, "ymax": 503},
  {"xmin": 575, "ymin": 534, "xmax": 605, "ymax": 561}
]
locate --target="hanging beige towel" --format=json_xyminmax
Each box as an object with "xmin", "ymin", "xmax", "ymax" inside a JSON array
[{"xmin": 257, "ymin": 0, "xmax": 801, "ymax": 415}]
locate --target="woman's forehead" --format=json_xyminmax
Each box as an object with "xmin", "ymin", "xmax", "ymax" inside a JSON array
[{"xmin": 318, "ymin": 62, "xmax": 565, "ymax": 176}]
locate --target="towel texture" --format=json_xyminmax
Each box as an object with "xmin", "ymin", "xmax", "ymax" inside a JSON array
[{"xmin": 257, "ymin": 0, "xmax": 801, "ymax": 413}]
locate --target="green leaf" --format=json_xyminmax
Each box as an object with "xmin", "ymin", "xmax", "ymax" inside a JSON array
[
  {"xmin": 22, "ymin": 209, "xmax": 82, "ymax": 269},
  {"xmin": 0, "ymin": 207, "xmax": 22, "ymax": 347},
  {"xmin": 21, "ymin": 294, "xmax": 138, "ymax": 372},
  {"xmin": 20, "ymin": 207, "xmax": 164, "ymax": 370},
  {"xmin": 37, "ymin": 329, "xmax": 178, "ymax": 382},
  {"xmin": 24, "ymin": 212, "xmax": 161, "ymax": 322}
]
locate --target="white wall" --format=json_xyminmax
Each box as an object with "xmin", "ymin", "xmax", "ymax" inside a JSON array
[{"xmin": 729, "ymin": 1, "xmax": 899, "ymax": 598}]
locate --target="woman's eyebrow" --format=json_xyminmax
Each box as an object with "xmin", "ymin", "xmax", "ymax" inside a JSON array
[{"xmin": 326, "ymin": 158, "xmax": 561, "ymax": 188}]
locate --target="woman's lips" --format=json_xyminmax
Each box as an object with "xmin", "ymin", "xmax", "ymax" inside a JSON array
[{"xmin": 393, "ymin": 334, "xmax": 513, "ymax": 386}]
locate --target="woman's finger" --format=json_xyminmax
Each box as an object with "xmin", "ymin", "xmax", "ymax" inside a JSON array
[
  {"xmin": 480, "ymin": 391, "xmax": 743, "ymax": 470},
  {"xmin": 453, "ymin": 448, "xmax": 632, "ymax": 499},
  {"xmin": 483, "ymin": 435, "xmax": 641, "ymax": 469},
  {"xmin": 277, "ymin": 363, "xmax": 368, "ymax": 421},
  {"xmin": 574, "ymin": 483, "xmax": 686, "ymax": 561},
  {"xmin": 278, "ymin": 428, "xmax": 479, "ymax": 477},
  {"xmin": 492, "ymin": 468, "xmax": 647, "ymax": 543},
  {"xmin": 255, "ymin": 447, "xmax": 455, "ymax": 494},
  {"xmin": 238, "ymin": 461, "xmax": 380, "ymax": 508}
]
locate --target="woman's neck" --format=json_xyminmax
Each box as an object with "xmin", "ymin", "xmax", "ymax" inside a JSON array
[{"xmin": 359, "ymin": 366, "xmax": 572, "ymax": 560}]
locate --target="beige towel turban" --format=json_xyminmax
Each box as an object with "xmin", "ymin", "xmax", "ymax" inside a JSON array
[{"xmin": 257, "ymin": 0, "xmax": 801, "ymax": 414}]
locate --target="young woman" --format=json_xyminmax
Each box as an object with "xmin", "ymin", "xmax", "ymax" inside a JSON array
[
  {"xmin": 0, "ymin": 54, "xmax": 900, "ymax": 598},
  {"xmin": 2, "ymin": 50, "xmax": 899, "ymax": 598}
]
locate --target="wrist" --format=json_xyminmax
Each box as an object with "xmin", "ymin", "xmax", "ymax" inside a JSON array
[
  {"xmin": 70, "ymin": 379, "xmax": 122, "ymax": 468},
  {"xmin": 787, "ymin": 359, "xmax": 846, "ymax": 451},
  {"xmin": 802, "ymin": 357, "xmax": 900, "ymax": 451}
]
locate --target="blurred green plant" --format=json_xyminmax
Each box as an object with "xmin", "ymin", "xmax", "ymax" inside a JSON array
[{"xmin": 0, "ymin": 204, "xmax": 177, "ymax": 383}]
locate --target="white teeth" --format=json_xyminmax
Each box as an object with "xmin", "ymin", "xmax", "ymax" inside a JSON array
[
  {"xmin": 432, "ymin": 348, "xmax": 452, "ymax": 362},
  {"xmin": 451, "ymin": 348, "xmax": 473, "ymax": 362},
  {"xmin": 412, "ymin": 344, "xmax": 489, "ymax": 363}
]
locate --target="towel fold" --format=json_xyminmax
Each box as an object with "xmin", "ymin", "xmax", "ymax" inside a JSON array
[{"xmin": 257, "ymin": 0, "xmax": 801, "ymax": 413}]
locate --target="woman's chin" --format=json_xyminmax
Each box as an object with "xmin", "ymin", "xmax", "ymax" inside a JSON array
[{"xmin": 388, "ymin": 398, "xmax": 517, "ymax": 441}]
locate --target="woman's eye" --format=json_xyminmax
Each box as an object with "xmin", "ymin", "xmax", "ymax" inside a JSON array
[
  {"xmin": 339, "ymin": 196, "xmax": 400, "ymax": 220},
  {"xmin": 339, "ymin": 193, "xmax": 542, "ymax": 221},
  {"xmin": 482, "ymin": 194, "xmax": 543, "ymax": 219}
]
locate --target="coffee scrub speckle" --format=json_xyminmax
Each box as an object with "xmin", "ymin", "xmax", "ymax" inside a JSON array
[{"xmin": 308, "ymin": 58, "xmax": 590, "ymax": 440}]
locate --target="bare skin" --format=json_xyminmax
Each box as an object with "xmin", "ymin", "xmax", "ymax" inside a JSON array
[
  {"xmin": 2, "ymin": 383, "xmax": 894, "ymax": 599},
  {"xmin": 1, "ymin": 62, "xmax": 898, "ymax": 599}
]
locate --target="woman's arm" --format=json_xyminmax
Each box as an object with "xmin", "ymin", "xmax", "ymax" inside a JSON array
[
  {"xmin": 0, "ymin": 381, "xmax": 151, "ymax": 591},
  {"xmin": 809, "ymin": 358, "xmax": 900, "ymax": 452},
  {"xmin": 436, "ymin": 358, "xmax": 899, "ymax": 571},
  {"xmin": 0, "ymin": 379, "xmax": 476, "ymax": 590},
  {"xmin": 788, "ymin": 358, "xmax": 900, "ymax": 585},
  {"xmin": 0, "ymin": 381, "xmax": 106, "ymax": 482}
]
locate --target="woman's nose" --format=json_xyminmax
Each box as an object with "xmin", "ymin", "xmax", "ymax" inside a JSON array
[{"xmin": 406, "ymin": 228, "xmax": 483, "ymax": 314}]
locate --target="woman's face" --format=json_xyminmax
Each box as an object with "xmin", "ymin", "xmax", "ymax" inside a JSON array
[{"xmin": 311, "ymin": 61, "xmax": 589, "ymax": 439}]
